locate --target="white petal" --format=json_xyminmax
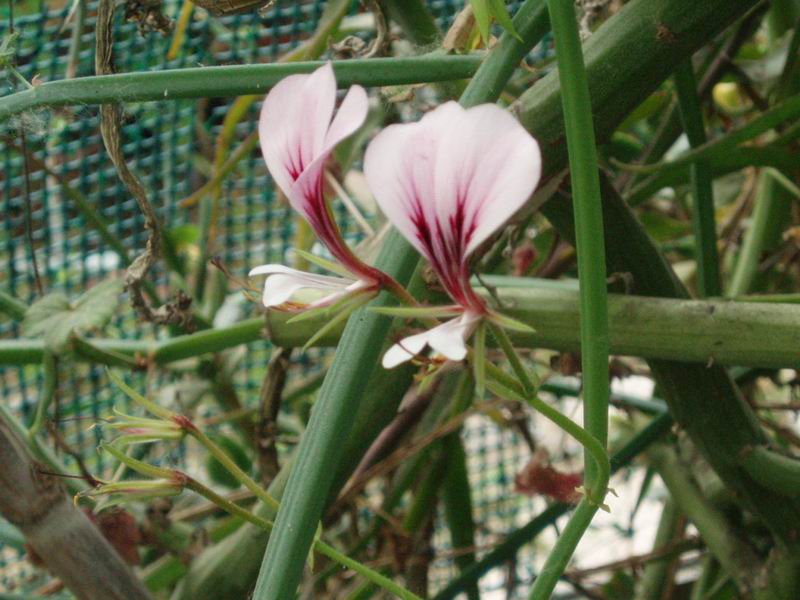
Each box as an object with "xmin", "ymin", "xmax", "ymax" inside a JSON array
[
  {"xmin": 427, "ymin": 312, "xmax": 481, "ymax": 361},
  {"xmin": 249, "ymin": 264, "xmax": 353, "ymax": 308},
  {"xmin": 382, "ymin": 330, "xmax": 431, "ymax": 369},
  {"xmin": 381, "ymin": 312, "xmax": 481, "ymax": 368}
]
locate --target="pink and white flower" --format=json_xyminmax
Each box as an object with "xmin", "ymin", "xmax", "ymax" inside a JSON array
[
  {"xmin": 364, "ymin": 101, "xmax": 541, "ymax": 367},
  {"xmin": 249, "ymin": 63, "xmax": 383, "ymax": 309}
]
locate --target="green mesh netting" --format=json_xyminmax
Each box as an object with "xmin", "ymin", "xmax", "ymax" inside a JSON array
[{"xmin": 0, "ymin": 1, "xmax": 560, "ymax": 595}]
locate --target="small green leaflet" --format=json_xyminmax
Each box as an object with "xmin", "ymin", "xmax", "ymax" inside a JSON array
[{"xmin": 22, "ymin": 278, "xmax": 124, "ymax": 352}]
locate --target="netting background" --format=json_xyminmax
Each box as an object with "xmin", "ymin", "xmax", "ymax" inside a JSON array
[{"xmin": 0, "ymin": 2, "xmax": 642, "ymax": 598}]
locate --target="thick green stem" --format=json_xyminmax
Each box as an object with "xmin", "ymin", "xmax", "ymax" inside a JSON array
[
  {"xmin": 0, "ymin": 55, "xmax": 484, "ymax": 122},
  {"xmin": 528, "ymin": 2, "xmax": 609, "ymax": 596},
  {"xmin": 441, "ymin": 434, "xmax": 480, "ymax": 600},
  {"xmin": 674, "ymin": 59, "xmax": 722, "ymax": 297},
  {"xmin": 740, "ymin": 446, "xmax": 800, "ymax": 497},
  {"xmin": 4, "ymin": 287, "xmax": 800, "ymax": 368}
]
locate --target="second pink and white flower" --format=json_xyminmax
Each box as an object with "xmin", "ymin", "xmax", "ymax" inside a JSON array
[{"xmin": 364, "ymin": 101, "xmax": 542, "ymax": 367}]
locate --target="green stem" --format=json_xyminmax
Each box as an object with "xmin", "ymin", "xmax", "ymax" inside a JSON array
[
  {"xmin": 441, "ymin": 434, "xmax": 480, "ymax": 600},
  {"xmin": 488, "ymin": 321, "xmax": 537, "ymax": 393},
  {"xmin": 71, "ymin": 335, "xmax": 139, "ymax": 368},
  {"xmin": 313, "ymin": 540, "xmax": 423, "ymax": 600},
  {"xmin": 532, "ymin": 499, "xmax": 599, "ymax": 592},
  {"xmin": 27, "ymin": 351, "xmax": 57, "ymax": 438},
  {"xmin": 674, "ymin": 59, "xmax": 721, "ymax": 297},
  {"xmin": 529, "ymin": 2, "xmax": 609, "ymax": 597},
  {"xmin": 458, "ymin": 0, "xmax": 550, "ymax": 107},
  {"xmin": 252, "ymin": 230, "xmax": 419, "ymax": 600},
  {"xmin": 0, "ymin": 55, "xmax": 484, "ymax": 122},
  {"xmin": 0, "ymin": 403, "xmax": 86, "ymax": 495},
  {"xmin": 0, "ymin": 289, "xmax": 27, "ymax": 320},
  {"xmin": 485, "ymin": 362, "xmax": 610, "ymax": 504},
  {"xmin": 189, "ymin": 428, "xmax": 280, "ymax": 512},
  {"xmin": 727, "ymin": 168, "xmax": 794, "ymax": 297},
  {"xmin": 380, "ymin": 0, "xmax": 440, "ymax": 47},
  {"xmin": 635, "ymin": 497, "xmax": 682, "ymax": 600}
]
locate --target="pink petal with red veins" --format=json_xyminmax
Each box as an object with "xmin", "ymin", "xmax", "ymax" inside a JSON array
[
  {"xmin": 433, "ymin": 103, "xmax": 541, "ymax": 258},
  {"xmin": 259, "ymin": 64, "xmax": 336, "ymax": 209},
  {"xmin": 364, "ymin": 103, "xmax": 461, "ymax": 264},
  {"xmin": 292, "ymin": 84, "xmax": 369, "ymax": 214}
]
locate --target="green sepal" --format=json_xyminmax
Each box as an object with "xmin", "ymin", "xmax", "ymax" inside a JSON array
[
  {"xmin": 485, "ymin": 377, "xmax": 527, "ymax": 404},
  {"xmin": 369, "ymin": 305, "xmax": 462, "ymax": 319},
  {"xmin": 486, "ymin": 0, "xmax": 522, "ymax": 41},
  {"xmin": 292, "ymin": 248, "xmax": 352, "ymax": 278},
  {"xmin": 301, "ymin": 294, "xmax": 369, "ymax": 352},
  {"xmin": 106, "ymin": 368, "xmax": 176, "ymax": 420},
  {"xmin": 472, "ymin": 322, "xmax": 487, "ymax": 398},
  {"xmin": 100, "ymin": 442, "xmax": 176, "ymax": 480},
  {"xmin": 489, "ymin": 311, "xmax": 536, "ymax": 334}
]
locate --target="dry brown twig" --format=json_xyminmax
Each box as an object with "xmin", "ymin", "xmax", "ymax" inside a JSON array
[{"xmin": 95, "ymin": 0, "xmax": 194, "ymax": 330}]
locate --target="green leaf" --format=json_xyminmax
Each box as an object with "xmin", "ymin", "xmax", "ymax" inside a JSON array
[{"xmin": 22, "ymin": 278, "xmax": 124, "ymax": 352}]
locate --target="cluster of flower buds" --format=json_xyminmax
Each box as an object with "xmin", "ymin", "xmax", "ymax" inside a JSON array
[
  {"xmin": 249, "ymin": 63, "xmax": 542, "ymax": 369},
  {"xmin": 80, "ymin": 371, "xmax": 196, "ymax": 506}
]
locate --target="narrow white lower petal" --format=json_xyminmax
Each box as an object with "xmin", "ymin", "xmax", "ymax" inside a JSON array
[
  {"xmin": 382, "ymin": 330, "xmax": 432, "ymax": 369},
  {"xmin": 249, "ymin": 264, "xmax": 355, "ymax": 308},
  {"xmin": 382, "ymin": 312, "xmax": 482, "ymax": 369}
]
